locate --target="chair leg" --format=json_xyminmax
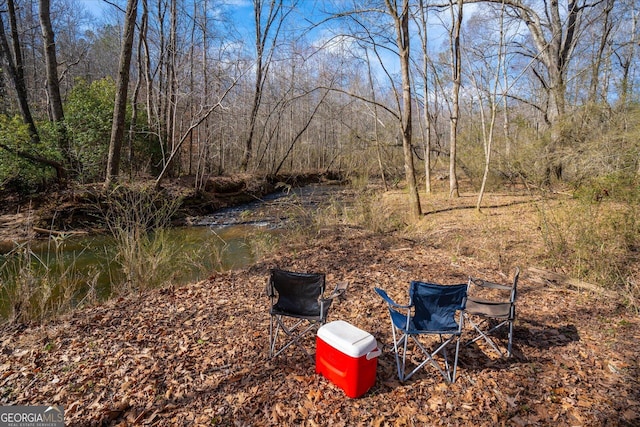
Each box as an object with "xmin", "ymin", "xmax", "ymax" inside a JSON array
[
  {"xmin": 405, "ymin": 338, "xmax": 440, "ymax": 382},
  {"xmin": 399, "ymin": 333, "xmax": 409, "ymax": 382},
  {"xmin": 452, "ymin": 336, "xmax": 461, "ymax": 383},
  {"xmin": 392, "ymin": 331, "xmax": 424, "ymax": 383},
  {"xmin": 269, "ymin": 315, "xmax": 317, "ymax": 361},
  {"xmin": 440, "ymin": 335, "xmax": 450, "ymax": 380},
  {"xmin": 465, "ymin": 316, "xmax": 507, "ymax": 357},
  {"xmin": 507, "ymin": 319, "xmax": 514, "ymax": 357},
  {"xmin": 430, "ymin": 337, "xmax": 457, "ymax": 383},
  {"xmin": 398, "ymin": 335, "xmax": 458, "ymax": 384},
  {"xmin": 390, "ymin": 324, "xmax": 407, "ymax": 381},
  {"xmin": 388, "ymin": 316, "xmax": 460, "ymax": 383},
  {"xmin": 269, "ymin": 314, "xmax": 277, "ymax": 357}
]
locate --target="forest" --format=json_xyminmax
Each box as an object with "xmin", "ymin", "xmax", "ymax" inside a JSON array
[
  {"xmin": 0, "ymin": 0, "xmax": 636, "ymax": 196},
  {"xmin": 0, "ymin": 1, "xmax": 639, "ymax": 425}
]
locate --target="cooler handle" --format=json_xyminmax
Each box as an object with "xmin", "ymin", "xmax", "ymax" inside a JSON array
[{"xmin": 366, "ymin": 347, "xmax": 382, "ymax": 360}]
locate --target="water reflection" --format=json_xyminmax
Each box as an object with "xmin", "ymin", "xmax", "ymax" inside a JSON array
[
  {"xmin": 9, "ymin": 224, "xmax": 262, "ymax": 282},
  {"xmin": 0, "ymin": 224, "xmax": 272, "ymax": 320}
]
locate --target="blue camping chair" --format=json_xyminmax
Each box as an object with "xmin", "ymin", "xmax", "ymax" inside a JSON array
[{"xmin": 375, "ymin": 281, "xmax": 468, "ymax": 383}]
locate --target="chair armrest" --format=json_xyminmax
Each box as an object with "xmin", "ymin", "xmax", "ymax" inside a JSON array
[
  {"xmin": 326, "ymin": 281, "xmax": 349, "ymax": 301},
  {"xmin": 266, "ymin": 278, "xmax": 276, "ymax": 297},
  {"xmin": 374, "ymin": 287, "xmax": 411, "ymax": 309},
  {"xmin": 470, "ymin": 277, "xmax": 512, "ymax": 291}
]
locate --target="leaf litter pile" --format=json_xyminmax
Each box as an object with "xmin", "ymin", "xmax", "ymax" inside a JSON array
[{"xmin": 1, "ymin": 222, "xmax": 639, "ymax": 426}]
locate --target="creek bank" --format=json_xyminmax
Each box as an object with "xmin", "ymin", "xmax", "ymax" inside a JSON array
[{"xmin": 0, "ymin": 172, "xmax": 344, "ymax": 244}]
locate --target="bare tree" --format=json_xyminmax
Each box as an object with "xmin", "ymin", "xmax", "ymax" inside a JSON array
[
  {"xmin": 447, "ymin": 0, "xmax": 463, "ymax": 198},
  {"xmin": 364, "ymin": 48, "xmax": 388, "ymax": 191},
  {"xmin": 324, "ymin": 1, "xmax": 421, "ymax": 216},
  {"xmin": 587, "ymin": 0, "xmax": 615, "ymax": 104},
  {"xmin": 240, "ymin": 0, "xmax": 293, "ymax": 171},
  {"xmin": 415, "ymin": 0, "xmax": 433, "ymax": 194},
  {"xmin": 39, "ymin": 0, "xmax": 71, "ymax": 165},
  {"xmin": 166, "ymin": 0, "xmax": 178, "ymax": 176},
  {"xmin": 385, "ymin": 0, "xmax": 421, "ymax": 216},
  {"xmin": 155, "ymin": 67, "xmax": 245, "ymax": 186},
  {"xmin": 474, "ymin": 0, "xmax": 597, "ymax": 183},
  {"xmin": 1, "ymin": 0, "xmax": 38, "ymax": 143},
  {"xmin": 0, "ymin": 0, "xmax": 65, "ymax": 179},
  {"xmin": 105, "ymin": 0, "xmax": 138, "ymax": 187},
  {"xmin": 465, "ymin": 2, "xmax": 508, "ymax": 210},
  {"xmin": 612, "ymin": 0, "xmax": 638, "ymax": 108}
]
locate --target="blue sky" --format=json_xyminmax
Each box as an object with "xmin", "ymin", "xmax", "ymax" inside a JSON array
[
  {"xmin": 79, "ymin": 0, "xmax": 109, "ymax": 16},
  {"xmin": 73, "ymin": 0, "xmax": 427, "ymax": 81},
  {"xmin": 77, "ymin": 0, "xmax": 321, "ymax": 32},
  {"xmin": 78, "ymin": 0, "xmax": 259, "ymax": 40}
]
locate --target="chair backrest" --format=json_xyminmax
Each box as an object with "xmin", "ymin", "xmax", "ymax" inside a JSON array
[
  {"xmin": 511, "ymin": 267, "xmax": 520, "ymax": 303},
  {"xmin": 410, "ymin": 281, "xmax": 468, "ymax": 332},
  {"xmin": 269, "ymin": 269, "xmax": 325, "ymax": 316},
  {"xmin": 468, "ymin": 267, "xmax": 519, "ymax": 318}
]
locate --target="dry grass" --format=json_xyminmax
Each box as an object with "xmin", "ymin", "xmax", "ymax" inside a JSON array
[
  {"xmin": 378, "ymin": 189, "xmax": 548, "ymax": 272},
  {"xmin": 369, "ymin": 185, "xmax": 639, "ymax": 310}
]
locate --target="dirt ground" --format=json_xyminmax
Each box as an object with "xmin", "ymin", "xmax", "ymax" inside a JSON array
[{"xmin": 1, "ymin": 184, "xmax": 639, "ymax": 426}]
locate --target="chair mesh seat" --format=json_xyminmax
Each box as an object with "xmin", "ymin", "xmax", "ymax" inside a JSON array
[{"xmin": 465, "ymin": 299, "xmax": 511, "ymax": 318}]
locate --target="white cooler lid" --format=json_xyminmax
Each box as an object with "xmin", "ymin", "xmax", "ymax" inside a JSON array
[{"xmin": 317, "ymin": 320, "xmax": 378, "ymax": 358}]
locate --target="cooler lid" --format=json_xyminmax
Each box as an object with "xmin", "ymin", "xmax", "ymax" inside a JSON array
[{"xmin": 317, "ymin": 320, "xmax": 378, "ymax": 358}]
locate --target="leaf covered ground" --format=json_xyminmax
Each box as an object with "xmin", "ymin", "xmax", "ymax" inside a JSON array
[{"xmin": 1, "ymin": 218, "xmax": 639, "ymax": 426}]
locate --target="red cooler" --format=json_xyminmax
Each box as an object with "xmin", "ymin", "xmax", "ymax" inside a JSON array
[{"xmin": 316, "ymin": 320, "xmax": 381, "ymax": 398}]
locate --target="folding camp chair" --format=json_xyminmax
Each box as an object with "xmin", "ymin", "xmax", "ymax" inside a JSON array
[
  {"xmin": 267, "ymin": 268, "xmax": 347, "ymax": 361},
  {"xmin": 463, "ymin": 267, "xmax": 520, "ymax": 357},
  {"xmin": 375, "ymin": 281, "xmax": 468, "ymax": 383}
]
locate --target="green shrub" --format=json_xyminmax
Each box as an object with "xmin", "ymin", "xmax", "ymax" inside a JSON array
[
  {"xmin": 65, "ymin": 78, "xmax": 162, "ymax": 183},
  {"xmin": 0, "ymin": 115, "xmax": 60, "ymax": 193},
  {"xmin": 573, "ymin": 172, "xmax": 640, "ymax": 204},
  {"xmin": 64, "ymin": 78, "xmax": 116, "ymax": 182}
]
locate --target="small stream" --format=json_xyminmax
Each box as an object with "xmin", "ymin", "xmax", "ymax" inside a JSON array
[{"xmin": 0, "ymin": 184, "xmax": 344, "ymax": 320}]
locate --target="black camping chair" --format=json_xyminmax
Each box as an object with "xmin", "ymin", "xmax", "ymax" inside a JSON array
[
  {"xmin": 463, "ymin": 267, "xmax": 520, "ymax": 357},
  {"xmin": 375, "ymin": 281, "xmax": 468, "ymax": 383},
  {"xmin": 267, "ymin": 268, "xmax": 347, "ymax": 360}
]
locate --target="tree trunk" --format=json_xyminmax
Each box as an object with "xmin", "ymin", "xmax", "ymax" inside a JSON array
[
  {"xmin": 0, "ymin": 2, "xmax": 39, "ymax": 145},
  {"xmin": 0, "ymin": 2, "xmax": 65, "ymax": 180},
  {"xmin": 39, "ymin": 0, "xmax": 71, "ymax": 166},
  {"xmin": 129, "ymin": 8, "xmax": 146, "ymax": 180},
  {"xmin": 588, "ymin": 0, "xmax": 614, "ymax": 104},
  {"xmin": 166, "ymin": 0, "xmax": 178, "ymax": 177},
  {"xmin": 498, "ymin": 0, "xmax": 584, "ymax": 183},
  {"xmin": 476, "ymin": 0, "xmax": 507, "ymax": 211},
  {"xmin": 242, "ymin": 1, "xmax": 269, "ymax": 171},
  {"xmin": 105, "ymin": 0, "xmax": 138, "ymax": 187},
  {"xmin": 448, "ymin": 0, "xmax": 463, "ymax": 198},
  {"xmin": 241, "ymin": 0, "xmax": 289, "ymax": 172},
  {"xmin": 386, "ymin": 0, "xmax": 421, "ymax": 218},
  {"xmin": 418, "ymin": 0, "xmax": 432, "ymax": 195},
  {"xmin": 615, "ymin": 5, "xmax": 637, "ymax": 108}
]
